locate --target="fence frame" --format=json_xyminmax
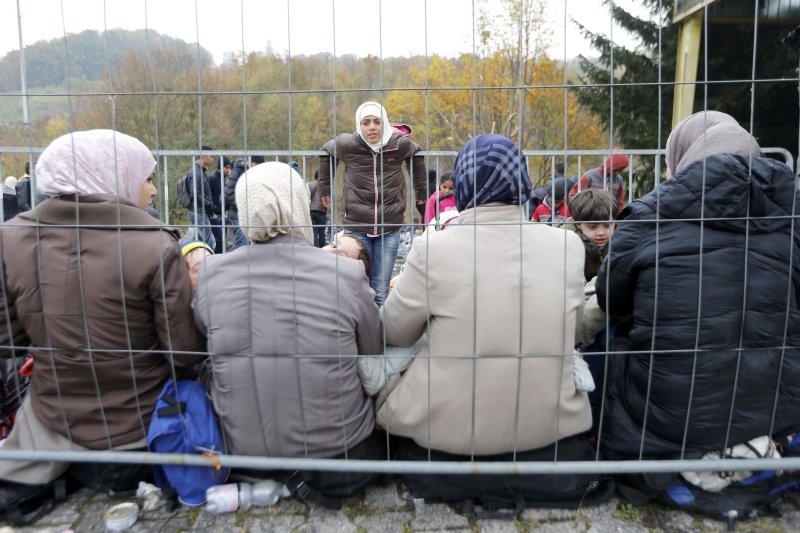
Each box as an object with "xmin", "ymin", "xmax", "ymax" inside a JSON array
[{"xmin": 0, "ymin": 145, "xmax": 797, "ymax": 475}]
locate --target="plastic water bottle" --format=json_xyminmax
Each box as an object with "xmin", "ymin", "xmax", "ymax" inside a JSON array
[
  {"xmin": 246, "ymin": 480, "xmax": 291, "ymax": 508},
  {"xmin": 206, "ymin": 481, "xmax": 290, "ymax": 514}
]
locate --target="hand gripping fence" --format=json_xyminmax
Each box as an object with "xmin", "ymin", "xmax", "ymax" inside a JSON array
[{"xmin": 0, "ymin": 0, "xmax": 799, "ymax": 484}]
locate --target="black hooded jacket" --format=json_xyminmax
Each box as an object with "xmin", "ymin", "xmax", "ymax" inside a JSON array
[
  {"xmin": 223, "ymin": 158, "xmax": 247, "ymax": 219},
  {"xmin": 596, "ymin": 154, "xmax": 800, "ymax": 459}
]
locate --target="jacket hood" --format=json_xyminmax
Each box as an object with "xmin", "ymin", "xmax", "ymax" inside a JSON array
[
  {"xmin": 600, "ymin": 154, "xmax": 629, "ymax": 175},
  {"xmin": 352, "ymin": 125, "xmax": 413, "ymax": 153},
  {"xmin": 232, "ymin": 158, "xmax": 247, "ymax": 170},
  {"xmin": 626, "ymin": 154, "xmax": 797, "ymax": 235},
  {"xmin": 391, "ymin": 124, "xmax": 413, "ymax": 136}
]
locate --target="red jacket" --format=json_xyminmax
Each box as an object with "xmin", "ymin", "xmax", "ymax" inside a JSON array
[{"xmin": 532, "ymin": 200, "xmax": 569, "ymax": 224}]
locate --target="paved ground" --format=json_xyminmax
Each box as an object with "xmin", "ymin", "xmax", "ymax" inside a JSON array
[{"xmin": 1, "ymin": 479, "xmax": 798, "ymax": 533}]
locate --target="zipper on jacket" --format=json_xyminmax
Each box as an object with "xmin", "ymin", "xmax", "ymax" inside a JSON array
[
  {"xmin": 370, "ymin": 145, "xmax": 400, "ymax": 236},
  {"xmin": 373, "ymin": 152, "xmax": 378, "ymax": 235}
]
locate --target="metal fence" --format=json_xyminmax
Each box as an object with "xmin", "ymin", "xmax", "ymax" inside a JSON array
[
  {"xmin": 0, "ymin": 142, "xmax": 798, "ymax": 477},
  {"xmin": 1, "ymin": 0, "xmax": 800, "ymax": 494},
  {"xmin": 1, "ymin": 146, "xmax": 795, "ymax": 226}
]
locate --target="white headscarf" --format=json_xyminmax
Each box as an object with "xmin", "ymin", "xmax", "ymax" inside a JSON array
[
  {"xmin": 236, "ymin": 161, "xmax": 313, "ymax": 243},
  {"xmin": 36, "ymin": 130, "xmax": 156, "ymax": 206},
  {"xmin": 355, "ymin": 101, "xmax": 392, "ymax": 152}
]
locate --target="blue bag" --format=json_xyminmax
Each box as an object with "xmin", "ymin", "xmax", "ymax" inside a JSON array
[{"xmin": 147, "ymin": 380, "xmax": 229, "ymax": 506}]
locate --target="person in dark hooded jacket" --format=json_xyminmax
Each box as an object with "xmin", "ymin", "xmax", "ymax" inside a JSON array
[
  {"xmin": 569, "ymin": 155, "xmax": 627, "ymax": 213},
  {"xmin": 208, "ymin": 157, "xmax": 232, "ymax": 253},
  {"xmin": 596, "ymin": 111, "xmax": 800, "ymax": 462},
  {"xmin": 224, "ymin": 156, "xmax": 260, "ymax": 251}
]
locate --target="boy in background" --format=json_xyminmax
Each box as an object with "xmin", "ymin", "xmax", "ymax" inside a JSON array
[
  {"xmin": 565, "ymin": 189, "xmax": 618, "ymax": 282},
  {"xmin": 564, "ymin": 189, "xmax": 619, "ymax": 434},
  {"xmin": 531, "ymin": 177, "xmax": 568, "ymax": 225}
]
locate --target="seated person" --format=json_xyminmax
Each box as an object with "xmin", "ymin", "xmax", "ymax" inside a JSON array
[
  {"xmin": 322, "ymin": 234, "xmax": 371, "ymax": 274},
  {"xmin": 181, "ymin": 240, "xmax": 214, "ymax": 291},
  {"xmin": 562, "ymin": 189, "xmax": 617, "ymax": 283},
  {"xmin": 0, "ymin": 130, "xmax": 204, "ymax": 485},
  {"xmin": 376, "ymin": 134, "xmax": 611, "ymax": 509},
  {"xmin": 192, "ymin": 162, "xmax": 383, "ymax": 504},
  {"xmin": 596, "ymin": 111, "xmax": 800, "ymax": 470},
  {"xmin": 558, "ymin": 190, "xmax": 620, "ymax": 432}
]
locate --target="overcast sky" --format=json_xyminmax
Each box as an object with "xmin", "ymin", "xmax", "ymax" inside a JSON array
[{"xmin": 0, "ymin": 0, "xmax": 650, "ymax": 67}]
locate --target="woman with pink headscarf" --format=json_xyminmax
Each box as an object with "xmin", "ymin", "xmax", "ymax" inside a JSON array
[{"xmin": 0, "ymin": 130, "xmax": 205, "ymax": 487}]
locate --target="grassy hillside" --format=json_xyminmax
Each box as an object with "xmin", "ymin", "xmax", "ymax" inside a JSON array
[{"xmin": 0, "ymin": 29, "xmax": 213, "ymax": 94}]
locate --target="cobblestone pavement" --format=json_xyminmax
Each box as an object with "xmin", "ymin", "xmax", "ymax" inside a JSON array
[{"xmin": 1, "ymin": 480, "xmax": 798, "ymax": 533}]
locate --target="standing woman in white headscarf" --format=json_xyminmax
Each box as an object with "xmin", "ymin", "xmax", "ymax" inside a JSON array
[
  {"xmin": 0, "ymin": 130, "xmax": 205, "ymax": 486},
  {"xmin": 318, "ymin": 102, "xmax": 428, "ymax": 306}
]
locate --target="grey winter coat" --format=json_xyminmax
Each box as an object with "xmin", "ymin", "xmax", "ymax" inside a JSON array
[{"xmin": 193, "ymin": 235, "xmax": 381, "ymax": 458}]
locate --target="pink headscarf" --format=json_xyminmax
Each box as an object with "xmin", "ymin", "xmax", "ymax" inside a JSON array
[{"xmin": 36, "ymin": 130, "xmax": 156, "ymax": 205}]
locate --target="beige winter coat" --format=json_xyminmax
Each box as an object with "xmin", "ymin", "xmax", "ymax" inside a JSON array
[{"xmin": 376, "ymin": 204, "xmax": 592, "ymax": 456}]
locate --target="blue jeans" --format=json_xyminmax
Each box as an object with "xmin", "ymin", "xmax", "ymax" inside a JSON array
[
  {"xmin": 310, "ymin": 210, "xmax": 328, "ymax": 248},
  {"xmin": 228, "ymin": 217, "xmax": 249, "ymax": 251},
  {"xmin": 345, "ymin": 230, "xmax": 401, "ymax": 307},
  {"xmin": 188, "ymin": 210, "xmax": 215, "ymax": 250}
]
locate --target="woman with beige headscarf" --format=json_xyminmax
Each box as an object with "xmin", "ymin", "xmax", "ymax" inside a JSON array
[
  {"xmin": 595, "ymin": 111, "xmax": 800, "ymax": 485},
  {"xmin": 193, "ymin": 161, "xmax": 384, "ymax": 505},
  {"xmin": 0, "ymin": 130, "xmax": 205, "ymax": 486}
]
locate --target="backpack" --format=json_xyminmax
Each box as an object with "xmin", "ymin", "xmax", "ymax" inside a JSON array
[
  {"xmin": 0, "ymin": 475, "xmax": 78, "ymax": 526},
  {"xmin": 0, "ymin": 357, "xmax": 31, "ymax": 439},
  {"xmin": 147, "ymin": 380, "xmax": 229, "ymax": 506},
  {"xmin": 176, "ymin": 175, "xmax": 192, "ymax": 208},
  {"xmin": 616, "ymin": 435, "xmax": 800, "ymax": 526}
]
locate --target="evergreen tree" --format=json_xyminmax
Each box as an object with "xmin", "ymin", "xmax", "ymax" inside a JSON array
[
  {"xmin": 573, "ymin": 0, "xmax": 677, "ymax": 194},
  {"xmin": 575, "ymin": 0, "xmax": 799, "ymax": 194},
  {"xmin": 699, "ymin": 23, "xmax": 799, "ymax": 162}
]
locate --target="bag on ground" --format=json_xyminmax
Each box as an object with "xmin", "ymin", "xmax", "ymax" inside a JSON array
[
  {"xmin": 147, "ymin": 380, "xmax": 229, "ymax": 506},
  {"xmin": 617, "ymin": 435, "xmax": 800, "ymax": 520},
  {"xmin": 0, "ymin": 474, "xmax": 77, "ymax": 526}
]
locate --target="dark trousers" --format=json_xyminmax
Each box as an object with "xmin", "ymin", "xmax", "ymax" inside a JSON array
[
  {"xmin": 209, "ymin": 216, "xmax": 223, "ymax": 254},
  {"xmin": 395, "ymin": 435, "xmax": 612, "ymax": 509},
  {"xmin": 310, "ymin": 210, "xmax": 328, "ymax": 248},
  {"xmin": 233, "ymin": 431, "xmax": 385, "ymax": 499},
  {"xmin": 581, "ymin": 320, "xmax": 620, "ymax": 435}
]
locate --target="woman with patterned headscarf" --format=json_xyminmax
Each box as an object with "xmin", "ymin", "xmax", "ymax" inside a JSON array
[
  {"xmin": 193, "ymin": 161, "xmax": 384, "ymax": 504},
  {"xmin": 376, "ymin": 135, "xmax": 609, "ymax": 508},
  {"xmin": 0, "ymin": 130, "xmax": 205, "ymax": 486}
]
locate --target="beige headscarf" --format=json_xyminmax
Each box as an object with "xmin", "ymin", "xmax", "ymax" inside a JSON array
[
  {"xmin": 36, "ymin": 129, "xmax": 156, "ymax": 205},
  {"xmin": 665, "ymin": 111, "xmax": 761, "ymax": 176},
  {"xmin": 236, "ymin": 161, "xmax": 313, "ymax": 243}
]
